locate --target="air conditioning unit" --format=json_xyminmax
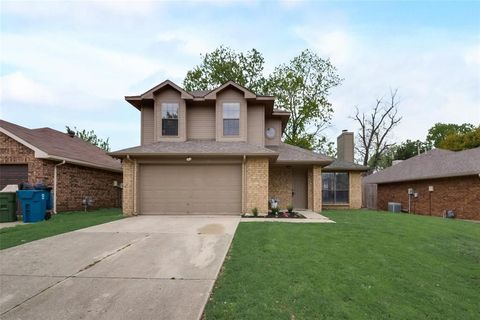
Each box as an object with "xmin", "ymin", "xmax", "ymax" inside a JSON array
[{"xmin": 388, "ymin": 202, "xmax": 401, "ymax": 213}]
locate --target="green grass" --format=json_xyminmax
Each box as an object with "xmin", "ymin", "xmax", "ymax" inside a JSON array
[
  {"xmin": 0, "ymin": 208, "xmax": 123, "ymax": 250},
  {"xmin": 205, "ymin": 210, "xmax": 480, "ymax": 320}
]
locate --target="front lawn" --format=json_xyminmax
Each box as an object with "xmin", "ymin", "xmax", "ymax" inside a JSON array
[
  {"xmin": 0, "ymin": 208, "xmax": 123, "ymax": 250},
  {"xmin": 205, "ymin": 210, "xmax": 480, "ymax": 319}
]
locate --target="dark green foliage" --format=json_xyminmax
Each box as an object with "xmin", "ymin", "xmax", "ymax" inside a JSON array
[
  {"xmin": 426, "ymin": 123, "xmax": 475, "ymax": 148},
  {"xmin": 65, "ymin": 126, "xmax": 111, "ymax": 151}
]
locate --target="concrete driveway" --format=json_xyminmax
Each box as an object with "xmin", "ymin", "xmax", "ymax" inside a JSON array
[{"xmin": 0, "ymin": 215, "xmax": 240, "ymax": 320}]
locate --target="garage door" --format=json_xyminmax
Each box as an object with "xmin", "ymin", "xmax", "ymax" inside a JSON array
[
  {"xmin": 0, "ymin": 164, "xmax": 28, "ymax": 190},
  {"xmin": 139, "ymin": 164, "xmax": 242, "ymax": 214}
]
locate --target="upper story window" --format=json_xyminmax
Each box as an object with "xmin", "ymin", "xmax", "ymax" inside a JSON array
[
  {"xmin": 161, "ymin": 103, "xmax": 179, "ymax": 136},
  {"xmin": 322, "ymin": 172, "xmax": 349, "ymax": 204},
  {"xmin": 223, "ymin": 102, "xmax": 240, "ymax": 136}
]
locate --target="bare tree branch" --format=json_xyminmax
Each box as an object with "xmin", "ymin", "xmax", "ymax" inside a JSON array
[{"xmin": 350, "ymin": 90, "xmax": 402, "ymax": 169}]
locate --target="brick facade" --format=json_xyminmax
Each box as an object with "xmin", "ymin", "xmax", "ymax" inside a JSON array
[
  {"xmin": 377, "ymin": 175, "xmax": 480, "ymax": 220},
  {"xmin": 245, "ymin": 157, "xmax": 269, "ymax": 213},
  {"xmin": 122, "ymin": 158, "xmax": 136, "ymax": 216},
  {"xmin": 268, "ymin": 165, "xmax": 292, "ymax": 209},
  {"xmin": 1, "ymin": 133, "xmax": 122, "ymax": 212},
  {"xmin": 349, "ymin": 172, "xmax": 362, "ymax": 209},
  {"xmin": 312, "ymin": 165, "xmax": 322, "ymax": 212}
]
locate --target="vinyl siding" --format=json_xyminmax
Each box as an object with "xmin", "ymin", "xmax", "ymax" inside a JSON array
[
  {"xmin": 154, "ymin": 88, "xmax": 186, "ymax": 142},
  {"xmin": 141, "ymin": 105, "xmax": 154, "ymax": 145},
  {"xmin": 265, "ymin": 118, "xmax": 282, "ymax": 146},
  {"xmin": 187, "ymin": 103, "xmax": 216, "ymax": 140},
  {"xmin": 215, "ymin": 88, "xmax": 247, "ymax": 142},
  {"xmin": 247, "ymin": 104, "xmax": 265, "ymax": 146}
]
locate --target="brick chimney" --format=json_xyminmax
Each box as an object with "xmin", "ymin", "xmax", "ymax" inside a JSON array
[{"xmin": 337, "ymin": 130, "xmax": 354, "ymax": 162}]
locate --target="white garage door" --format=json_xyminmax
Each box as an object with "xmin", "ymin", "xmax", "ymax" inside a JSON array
[{"xmin": 139, "ymin": 164, "xmax": 242, "ymax": 214}]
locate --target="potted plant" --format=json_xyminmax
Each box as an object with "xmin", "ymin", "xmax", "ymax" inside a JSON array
[
  {"xmin": 287, "ymin": 204, "xmax": 295, "ymax": 217},
  {"xmin": 251, "ymin": 207, "xmax": 258, "ymax": 217}
]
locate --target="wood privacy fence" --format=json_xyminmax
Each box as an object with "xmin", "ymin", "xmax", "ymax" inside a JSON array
[{"xmin": 362, "ymin": 183, "xmax": 377, "ymax": 209}]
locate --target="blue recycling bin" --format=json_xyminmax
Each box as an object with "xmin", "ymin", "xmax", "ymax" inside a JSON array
[{"xmin": 16, "ymin": 190, "xmax": 49, "ymax": 223}]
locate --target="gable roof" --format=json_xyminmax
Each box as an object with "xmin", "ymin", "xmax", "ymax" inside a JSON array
[
  {"xmin": 266, "ymin": 143, "xmax": 333, "ymax": 165},
  {"xmin": 0, "ymin": 120, "xmax": 121, "ymax": 172},
  {"xmin": 323, "ymin": 159, "xmax": 369, "ymax": 171},
  {"xmin": 363, "ymin": 148, "xmax": 480, "ymax": 184},
  {"xmin": 125, "ymin": 80, "xmax": 195, "ymax": 109},
  {"xmin": 110, "ymin": 140, "xmax": 279, "ymax": 158},
  {"xmin": 125, "ymin": 79, "xmax": 277, "ymax": 110}
]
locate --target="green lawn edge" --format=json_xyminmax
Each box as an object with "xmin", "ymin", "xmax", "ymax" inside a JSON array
[{"xmin": 0, "ymin": 208, "xmax": 123, "ymax": 250}]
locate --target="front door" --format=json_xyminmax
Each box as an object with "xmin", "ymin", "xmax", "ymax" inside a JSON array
[{"xmin": 292, "ymin": 167, "xmax": 307, "ymax": 209}]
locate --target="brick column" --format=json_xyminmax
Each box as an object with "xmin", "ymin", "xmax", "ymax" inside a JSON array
[
  {"xmin": 245, "ymin": 157, "xmax": 269, "ymax": 213},
  {"xmin": 122, "ymin": 158, "xmax": 136, "ymax": 216},
  {"xmin": 312, "ymin": 165, "xmax": 322, "ymax": 212},
  {"xmin": 349, "ymin": 172, "xmax": 362, "ymax": 209}
]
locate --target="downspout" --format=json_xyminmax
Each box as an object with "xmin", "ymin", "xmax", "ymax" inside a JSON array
[
  {"xmin": 53, "ymin": 160, "xmax": 66, "ymax": 214},
  {"xmin": 242, "ymin": 155, "xmax": 246, "ymax": 214}
]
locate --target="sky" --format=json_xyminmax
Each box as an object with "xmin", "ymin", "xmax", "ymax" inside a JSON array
[{"xmin": 1, "ymin": 0, "xmax": 479, "ymax": 151}]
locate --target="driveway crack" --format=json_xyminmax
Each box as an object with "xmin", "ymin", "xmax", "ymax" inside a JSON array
[{"xmin": 1, "ymin": 234, "xmax": 150, "ymax": 316}]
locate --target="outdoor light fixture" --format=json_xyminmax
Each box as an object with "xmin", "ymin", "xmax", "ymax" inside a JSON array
[{"xmin": 186, "ymin": 157, "xmax": 192, "ymax": 162}]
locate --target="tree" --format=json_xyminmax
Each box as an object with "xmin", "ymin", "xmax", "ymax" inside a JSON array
[
  {"xmin": 426, "ymin": 123, "xmax": 474, "ymax": 148},
  {"xmin": 438, "ymin": 126, "xmax": 480, "ymax": 151},
  {"xmin": 264, "ymin": 49, "xmax": 342, "ymax": 152},
  {"xmin": 183, "ymin": 47, "xmax": 342, "ymax": 153},
  {"xmin": 65, "ymin": 126, "xmax": 111, "ymax": 152},
  {"xmin": 183, "ymin": 46, "xmax": 266, "ymax": 93},
  {"xmin": 376, "ymin": 139, "xmax": 431, "ymax": 169},
  {"xmin": 352, "ymin": 89, "xmax": 402, "ymax": 169}
]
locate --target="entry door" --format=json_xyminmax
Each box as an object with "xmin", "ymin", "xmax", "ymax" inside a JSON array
[{"xmin": 292, "ymin": 167, "xmax": 307, "ymax": 209}]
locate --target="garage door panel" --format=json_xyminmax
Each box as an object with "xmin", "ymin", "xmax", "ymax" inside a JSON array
[{"xmin": 139, "ymin": 164, "xmax": 241, "ymax": 214}]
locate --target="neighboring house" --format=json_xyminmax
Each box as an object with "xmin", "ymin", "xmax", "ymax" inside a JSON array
[
  {"xmin": 363, "ymin": 148, "xmax": 480, "ymax": 220},
  {"xmin": 0, "ymin": 120, "xmax": 122, "ymax": 212},
  {"xmin": 111, "ymin": 80, "xmax": 368, "ymax": 215}
]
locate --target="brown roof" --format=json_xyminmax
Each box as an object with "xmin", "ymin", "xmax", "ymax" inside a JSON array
[
  {"xmin": 110, "ymin": 140, "xmax": 279, "ymax": 157},
  {"xmin": 363, "ymin": 148, "xmax": 480, "ymax": 184},
  {"xmin": 324, "ymin": 159, "xmax": 369, "ymax": 171},
  {"xmin": 267, "ymin": 143, "xmax": 333, "ymax": 165},
  {"xmin": 0, "ymin": 120, "xmax": 121, "ymax": 172}
]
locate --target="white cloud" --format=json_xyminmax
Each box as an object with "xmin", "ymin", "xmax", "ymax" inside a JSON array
[
  {"xmin": 294, "ymin": 28, "xmax": 353, "ymax": 65},
  {"xmin": 0, "ymin": 72, "xmax": 55, "ymax": 105}
]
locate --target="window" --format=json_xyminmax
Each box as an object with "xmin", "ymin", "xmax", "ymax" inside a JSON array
[
  {"xmin": 322, "ymin": 172, "xmax": 349, "ymax": 204},
  {"xmin": 223, "ymin": 102, "xmax": 240, "ymax": 136},
  {"xmin": 162, "ymin": 103, "xmax": 179, "ymax": 136}
]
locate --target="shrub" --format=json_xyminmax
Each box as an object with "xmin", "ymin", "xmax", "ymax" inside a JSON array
[
  {"xmin": 251, "ymin": 207, "xmax": 258, "ymax": 217},
  {"xmin": 271, "ymin": 207, "xmax": 279, "ymax": 216},
  {"xmin": 287, "ymin": 205, "xmax": 294, "ymax": 214}
]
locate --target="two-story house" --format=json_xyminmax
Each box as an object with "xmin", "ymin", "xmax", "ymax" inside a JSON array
[{"xmin": 111, "ymin": 80, "xmax": 368, "ymax": 215}]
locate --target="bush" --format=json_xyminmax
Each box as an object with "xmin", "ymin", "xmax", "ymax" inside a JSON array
[
  {"xmin": 287, "ymin": 205, "xmax": 294, "ymax": 214},
  {"xmin": 270, "ymin": 207, "xmax": 279, "ymax": 216},
  {"xmin": 251, "ymin": 207, "xmax": 258, "ymax": 217}
]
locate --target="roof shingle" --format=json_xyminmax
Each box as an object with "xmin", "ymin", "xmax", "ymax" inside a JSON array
[
  {"xmin": 266, "ymin": 143, "xmax": 333, "ymax": 164},
  {"xmin": 363, "ymin": 148, "xmax": 480, "ymax": 184},
  {"xmin": 0, "ymin": 120, "xmax": 121, "ymax": 172},
  {"xmin": 110, "ymin": 140, "xmax": 279, "ymax": 157}
]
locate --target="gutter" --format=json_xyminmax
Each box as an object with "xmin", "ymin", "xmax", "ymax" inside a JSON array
[{"xmin": 53, "ymin": 160, "xmax": 66, "ymax": 214}]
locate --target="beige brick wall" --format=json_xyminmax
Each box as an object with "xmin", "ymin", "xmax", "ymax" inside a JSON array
[
  {"xmin": 246, "ymin": 157, "xmax": 269, "ymax": 213},
  {"xmin": 313, "ymin": 165, "xmax": 322, "ymax": 212},
  {"xmin": 268, "ymin": 165, "xmax": 292, "ymax": 209},
  {"xmin": 349, "ymin": 172, "xmax": 362, "ymax": 209},
  {"xmin": 122, "ymin": 159, "xmax": 136, "ymax": 216},
  {"xmin": 307, "ymin": 167, "xmax": 313, "ymax": 210}
]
